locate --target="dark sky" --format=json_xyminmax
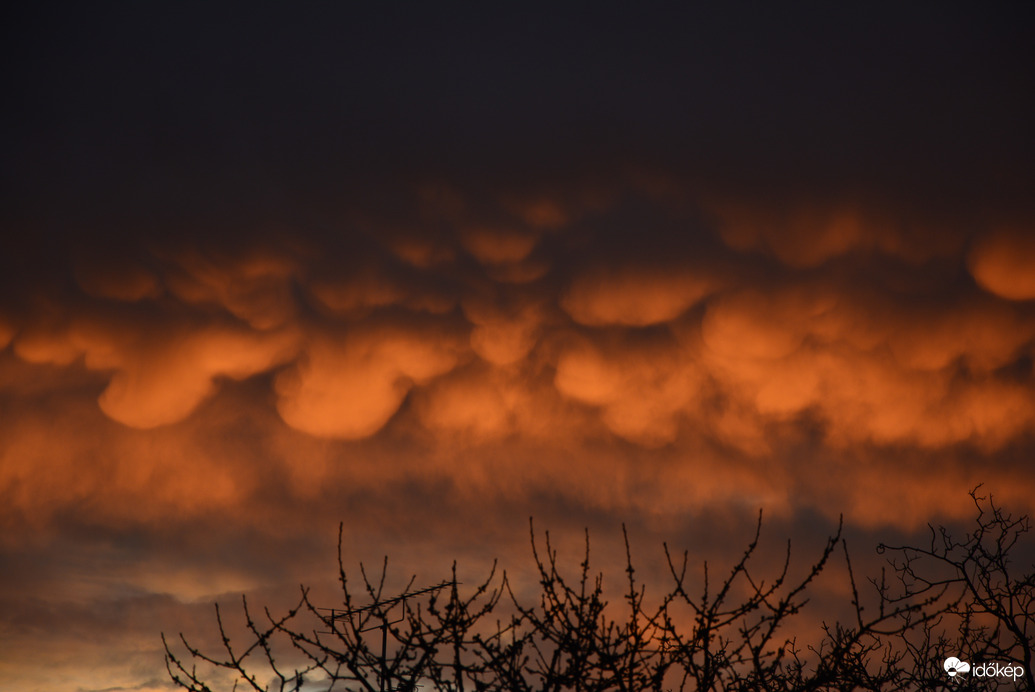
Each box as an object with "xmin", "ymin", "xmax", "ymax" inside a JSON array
[{"xmin": 6, "ymin": 5, "xmax": 1033, "ymax": 225}]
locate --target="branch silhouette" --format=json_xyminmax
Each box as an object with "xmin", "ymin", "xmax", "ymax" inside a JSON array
[{"xmin": 164, "ymin": 490, "xmax": 1034, "ymax": 691}]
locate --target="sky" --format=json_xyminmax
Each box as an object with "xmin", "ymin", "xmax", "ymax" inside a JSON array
[{"xmin": 2, "ymin": 4, "xmax": 1035, "ymax": 690}]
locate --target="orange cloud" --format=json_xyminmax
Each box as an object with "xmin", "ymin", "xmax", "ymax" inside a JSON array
[
  {"xmin": 388, "ymin": 234, "xmax": 458, "ymax": 269},
  {"xmin": 554, "ymin": 337, "xmax": 701, "ymax": 446},
  {"xmin": 414, "ymin": 366, "xmax": 534, "ymax": 442},
  {"xmin": 84, "ymin": 323, "xmax": 300, "ymax": 429},
  {"xmin": 505, "ymin": 197, "xmax": 569, "ymax": 230},
  {"xmin": 11, "ymin": 308, "xmax": 299, "ymax": 429},
  {"xmin": 701, "ymin": 286, "xmax": 834, "ymax": 361},
  {"xmin": 462, "ymin": 295, "xmax": 545, "ymax": 366},
  {"xmin": 801, "ymin": 447, "xmax": 1035, "ymax": 530},
  {"xmin": 968, "ymin": 229, "xmax": 1035, "ymax": 301},
  {"xmin": 554, "ymin": 341, "xmax": 618, "ymax": 406},
  {"xmin": 418, "ymin": 372, "xmax": 512, "ymax": 439},
  {"xmin": 0, "ymin": 394, "xmax": 252, "ymax": 531},
  {"xmin": 3, "ymin": 181, "xmax": 1035, "ymax": 686},
  {"xmin": 470, "ymin": 319, "xmax": 538, "ymax": 365},
  {"xmin": 697, "ymin": 283, "xmax": 1035, "ymax": 452},
  {"xmin": 0, "ymin": 319, "xmax": 11, "ymax": 351},
  {"xmin": 14, "ymin": 325, "xmax": 83, "ymax": 365},
  {"xmin": 705, "ymin": 338, "xmax": 1035, "ymax": 453},
  {"xmin": 712, "ymin": 199, "xmax": 965, "ymax": 267},
  {"xmin": 884, "ymin": 298, "xmax": 1033, "ymax": 372},
  {"xmin": 310, "ymin": 266, "xmax": 456, "ymax": 316},
  {"xmin": 461, "ymin": 226, "xmax": 540, "ymax": 265},
  {"xmin": 562, "ymin": 266, "xmax": 718, "ymax": 327},
  {"xmin": 310, "ymin": 272, "xmax": 408, "ymax": 313},
  {"xmin": 720, "ymin": 204, "xmax": 870, "ymax": 267},
  {"xmin": 275, "ymin": 323, "xmax": 462, "ymax": 438},
  {"xmin": 163, "ymin": 247, "xmax": 297, "ymax": 329}
]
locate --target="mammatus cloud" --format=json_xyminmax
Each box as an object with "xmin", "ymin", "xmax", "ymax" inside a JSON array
[
  {"xmin": 3, "ymin": 179, "xmax": 1034, "ymax": 468},
  {"xmin": 2, "ymin": 180, "xmax": 1035, "ymax": 647},
  {"xmin": 554, "ymin": 335, "xmax": 701, "ymax": 447},
  {"xmin": 13, "ymin": 312, "xmax": 299, "ymax": 429},
  {"xmin": 162, "ymin": 247, "xmax": 299, "ymax": 330},
  {"xmin": 711, "ymin": 199, "xmax": 967, "ymax": 267},
  {"xmin": 460, "ymin": 226, "xmax": 540, "ymax": 266},
  {"xmin": 275, "ymin": 323, "xmax": 462, "ymax": 439},
  {"xmin": 701, "ymin": 286, "xmax": 831, "ymax": 361},
  {"xmin": 562, "ymin": 266, "xmax": 719, "ymax": 327},
  {"xmin": 463, "ymin": 294, "xmax": 544, "ymax": 366},
  {"xmin": 697, "ymin": 284, "xmax": 1035, "ymax": 450},
  {"xmin": 968, "ymin": 229, "xmax": 1035, "ymax": 301},
  {"xmin": 93, "ymin": 325, "xmax": 298, "ymax": 429}
]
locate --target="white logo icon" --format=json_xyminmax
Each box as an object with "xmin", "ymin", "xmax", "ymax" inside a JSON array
[{"xmin": 944, "ymin": 657, "xmax": 971, "ymax": 678}]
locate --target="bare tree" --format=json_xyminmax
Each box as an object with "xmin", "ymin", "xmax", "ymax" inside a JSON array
[
  {"xmin": 165, "ymin": 490, "xmax": 1034, "ymax": 691},
  {"xmin": 876, "ymin": 488, "xmax": 1034, "ymax": 690}
]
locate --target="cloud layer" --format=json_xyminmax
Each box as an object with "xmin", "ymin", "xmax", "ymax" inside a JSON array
[{"xmin": 3, "ymin": 176, "xmax": 1034, "ymax": 532}]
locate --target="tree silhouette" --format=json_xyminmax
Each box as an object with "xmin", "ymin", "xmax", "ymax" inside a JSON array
[{"xmin": 164, "ymin": 489, "xmax": 1033, "ymax": 691}]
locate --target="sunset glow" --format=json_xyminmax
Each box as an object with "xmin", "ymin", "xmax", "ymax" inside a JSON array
[{"xmin": 2, "ymin": 5, "xmax": 1034, "ymax": 691}]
